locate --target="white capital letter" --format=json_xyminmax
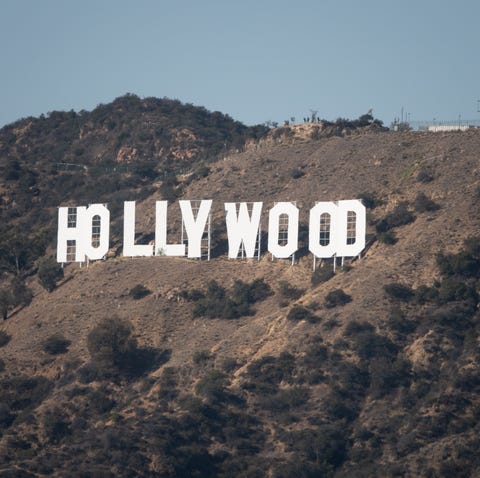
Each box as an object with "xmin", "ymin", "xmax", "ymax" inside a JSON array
[
  {"xmin": 309, "ymin": 200, "xmax": 366, "ymax": 258},
  {"xmin": 123, "ymin": 201, "xmax": 153, "ymax": 257},
  {"xmin": 309, "ymin": 202, "xmax": 338, "ymax": 258},
  {"xmin": 335, "ymin": 199, "xmax": 366, "ymax": 257},
  {"xmin": 155, "ymin": 201, "xmax": 185, "ymax": 256},
  {"xmin": 179, "ymin": 200, "xmax": 212, "ymax": 258},
  {"xmin": 224, "ymin": 202, "xmax": 262, "ymax": 258},
  {"xmin": 57, "ymin": 206, "xmax": 87, "ymax": 262},
  {"xmin": 81, "ymin": 204, "xmax": 110, "ymax": 260},
  {"xmin": 268, "ymin": 202, "xmax": 299, "ymax": 258}
]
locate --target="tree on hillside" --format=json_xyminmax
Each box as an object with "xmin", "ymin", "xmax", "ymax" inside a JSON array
[
  {"xmin": 0, "ymin": 232, "xmax": 32, "ymax": 275},
  {"xmin": 0, "ymin": 278, "xmax": 33, "ymax": 320},
  {"xmin": 0, "ymin": 229, "xmax": 48, "ymax": 275},
  {"xmin": 4, "ymin": 158, "xmax": 22, "ymax": 181},
  {"xmin": 87, "ymin": 317, "xmax": 137, "ymax": 375},
  {"xmin": 11, "ymin": 277, "xmax": 33, "ymax": 307},
  {"xmin": 0, "ymin": 288, "xmax": 13, "ymax": 320},
  {"xmin": 86, "ymin": 316, "xmax": 167, "ymax": 379},
  {"xmin": 37, "ymin": 256, "xmax": 64, "ymax": 292}
]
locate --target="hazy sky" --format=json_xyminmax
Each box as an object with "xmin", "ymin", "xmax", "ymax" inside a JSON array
[{"xmin": 1, "ymin": 0, "xmax": 479, "ymax": 127}]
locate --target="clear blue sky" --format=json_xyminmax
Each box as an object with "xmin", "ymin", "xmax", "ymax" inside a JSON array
[{"xmin": 1, "ymin": 0, "xmax": 479, "ymax": 128}]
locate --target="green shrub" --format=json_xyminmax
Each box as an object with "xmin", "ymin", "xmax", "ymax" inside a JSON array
[
  {"xmin": 132, "ymin": 161, "xmax": 157, "ymax": 180},
  {"xmin": 180, "ymin": 288, "xmax": 205, "ymax": 301},
  {"xmin": 128, "ymin": 284, "xmax": 151, "ymax": 300},
  {"xmin": 190, "ymin": 278, "xmax": 272, "ymax": 319},
  {"xmin": 325, "ymin": 289, "xmax": 352, "ymax": 308},
  {"xmin": 377, "ymin": 230, "xmax": 398, "ymax": 245},
  {"xmin": 423, "ymin": 304, "xmax": 475, "ymax": 332},
  {"xmin": 245, "ymin": 352, "xmax": 296, "ymax": 388},
  {"xmin": 414, "ymin": 284, "xmax": 439, "ymax": 304},
  {"xmin": 4, "ymin": 158, "xmax": 22, "ymax": 180},
  {"xmin": 437, "ymin": 278, "xmax": 477, "ymax": 304},
  {"xmin": 413, "ymin": 192, "xmax": 440, "ymax": 212},
  {"xmin": 387, "ymin": 203, "xmax": 416, "ymax": 227},
  {"xmin": 388, "ymin": 307, "xmax": 418, "ymax": 333},
  {"xmin": 353, "ymin": 330, "xmax": 398, "ymax": 360},
  {"xmin": 41, "ymin": 407, "xmax": 71, "ymax": 444},
  {"xmin": 463, "ymin": 236, "xmax": 480, "ymax": 259},
  {"xmin": 278, "ymin": 281, "xmax": 304, "ymax": 302},
  {"xmin": 233, "ymin": 278, "xmax": 273, "ymax": 303},
  {"xmin": 43, "ymin": 334, "xmax": 71, "ymax": 355},
  {"xmin": 298, "ymin": 340, "xmax": 328, "ymax": 384},
  {"xmin": 454, "ymin": 369, "xmax": 480, "ymax": 392},
  {"xmin": 0, "ymin": 402, "xmax": 14, "ymax": 428},
  {"xmin": 311, "ymin": 266, "xmax": 334, "ymax": 286},
  {"xmin": 221, "ymin": 357, "xmax": 239, "ymax": 373},
  {"xmin": 158, "ymin": 367, "xmax": 178, "ymax": 400},
  {"xmin": 160, "ymin": 175, "xmax": 180, "ymax": 201},
  {"xmin": 416, "ymin": 167, "xmax": 434, "ymax": 183},
  {"xmin": 88, "ymin": 386, "xmax": 116, "ymax": 414},
  {"xmin": 192, "ymin": 280, "xmax": 228, "ymax": 318},
  {"xmin": 289, "ymin": 167, "xmax": 304, "ymax": 179},
  {"xmin": 193, "ymin": 350, "xmax": 212, "ymax": 365},
  {"xmin": 436, "ymin": 252, "xmax": 454, "ymax": 276},
  {"xmin": 358, "ymin": 192, "xmax": 380, "ymax": 209},
  {"xmin": 280, "ymin": 424, "xmax": 347, "ymax": 472},
  {"xmin": 368, "ymin": 356, "xmax": 411, "ymax": 398},
  {"xmin": 374, "ymin": 220, "xmax": 389, "ymax": 234},
  {"xmin": 196, "ymin": 164, "xmax": 211, "ymax": 178},
  {"xmin": 384, "ymin": 282, "xmax": 414, "ymax": 301},
  {"xmin": 259, "ymin": 386, "xmax": 309, "ymax": 412},
  {"xmin": 287, "ymin": 305, "xmax": 319, "ymax": 323},
  {"xmin": 436, "ymin": 238, "xmax": 480, "ymax": 278},
  {"xmin": 325, "ymin": 391, "xmax": 359, "ymax": 421},
  {"xmin": 0, "ymin": 375, "xmax": 52, "ymax": 413},
  {"xmin": 375, "ymin": 203, "xmax": 415, "ymax": 233},
  {"xmin": 323, "ymin": 318, "xmax": 339, "ymax": 329},
  {"xmin": 0, "ymin": 330, "xmax": 11, "ymax": 347},
  {"xmin": 195, "ymin": 370, "xmax": 228, "ymax": 401},
  {"xmin": 76, "ymin": 363, "xmax": 98, "ymax": 384},
  {"xmin": 344, "ymin": 320, "xmax": 374, "ymax": 336}
]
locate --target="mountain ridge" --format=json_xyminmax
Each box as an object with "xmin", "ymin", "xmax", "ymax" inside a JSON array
[{"xmin": 1, "ymin": 97, "xmax": 480, "ymax": 476}]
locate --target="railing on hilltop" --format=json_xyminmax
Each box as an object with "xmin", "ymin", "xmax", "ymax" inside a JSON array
[
  {"xmin": 407, "ymin": 119, "xmax": 480, "ymax": 131},
  {"xmin": 54, "ymin": 142, "xmax": 248, "ymax": 176}
]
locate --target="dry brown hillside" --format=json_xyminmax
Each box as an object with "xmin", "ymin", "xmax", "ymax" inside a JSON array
[{"xmin": 1, "ymin": 124, "xmax": 480, "ymax": 477}]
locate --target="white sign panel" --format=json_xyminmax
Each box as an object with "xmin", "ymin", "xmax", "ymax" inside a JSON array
[{"xmin": 57, "ymin": 200, "xmax": 366, "ymax": 263}]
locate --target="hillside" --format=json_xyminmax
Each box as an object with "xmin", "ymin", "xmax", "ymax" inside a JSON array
[
  {"xmin": 0, "ymin": 94, "xmax": 267, "ymax": 244},
  {"xmin": 1, "ymin": 100, "xmax": 480, "ymax": 477}
]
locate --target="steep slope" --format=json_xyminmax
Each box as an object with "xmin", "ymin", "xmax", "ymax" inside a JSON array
[{"xmin": 1, "ymin": 111, "xmax": 480, "ymax": 476}]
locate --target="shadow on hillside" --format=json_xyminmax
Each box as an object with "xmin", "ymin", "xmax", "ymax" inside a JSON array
[
  {"xmin": 124, "ymin": 346, "xmax": 172, "ymax": 378},
  {"xmin": 78, "ymin": 347, "xmax": 172, "ymax": 384}
]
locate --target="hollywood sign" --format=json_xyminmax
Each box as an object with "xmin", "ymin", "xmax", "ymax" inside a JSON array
[{"xmin": 56, "ymin": 200, "xmax": 366, "ymax": 263}]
